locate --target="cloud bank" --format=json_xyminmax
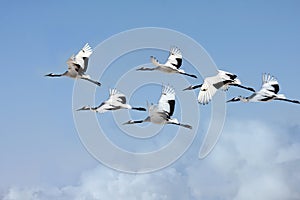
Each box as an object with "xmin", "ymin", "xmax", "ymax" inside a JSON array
[{"xmin": 3, "ymin": 120, "xmax": 300, "ymax": 200}]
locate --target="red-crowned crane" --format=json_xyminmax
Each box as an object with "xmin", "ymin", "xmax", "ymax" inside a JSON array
[
  {"xmin": 136, "ymin": 46, "xmax": 197, "ymax": 78},
  {"xmin": 45, "ymin": 43, "xmax": 101, "ymax": 86},
  {"xmin": 183, "ymin": 70, "xmax": 255, "ymax": 105},
  {"xmin": 123, "ymin": 85, "xmax": 192, "ymax": 129},
  {"xmin": 227, "ymin": 73, "xmax": 300, "ymax": 104},
  {"xmin": 77, "ymin": 88, "xmax": 146, "ymax": 113}
]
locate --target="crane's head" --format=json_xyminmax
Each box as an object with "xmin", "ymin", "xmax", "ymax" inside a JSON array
[
  {"xmin": 136, "ymin": 66, "xmax": 147, "ymax": 71},
  {"xmin": 76, "ymin": 106, "xmax": 94, "ymax": 111},
  {"xmin": 123, "ymin": 120, "xmax": 134, "ymax": 125},
  {"xmin": 183, "ymin": 85, "xmax": 194, "ymax": 91},
  {"xmin": 136, "ymin": 66, "xmax": 157, "ymax": 71},
  {"xmin": 44, "ymin": 71, "xmax": 67, "ymax": 77},
  {"xmin": 45, "ymin": 73, "xmax": 55, "ymax": 77},
  {"xmin": 227, "ymin": 96, "xmax": 242, "ymax": 103}
]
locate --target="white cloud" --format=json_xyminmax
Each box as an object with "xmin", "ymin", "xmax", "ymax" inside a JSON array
[
  {"xmin": 3, "ymin": 187, "xmax": 65, "ymax": 200},
  {"xmin": 3, "ymin": 120, "xmax": 300, "ymax": 200},
  {"xmin": 65, "ymin": 167, "xmax": 190, "ymax": 200},
  {"xmin": 185, "ymin": 120, "xmax": 300, "ymax": 200},
  {"xmin": 276, "ymin": 143, "xmax": 300, "ymax": 163},
  {"xmin": 3, "ymin": 168, "xmax": 190, "ymax": 200},
  {"xmin": 234, "ymin": 172, "xmax": 291, "ymax": 200}
]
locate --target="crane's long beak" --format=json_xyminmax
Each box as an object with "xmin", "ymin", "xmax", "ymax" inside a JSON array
[
  {"xmin": 76, "ymin": 106, "xmax": 91, "ymax": 111},
  {"xmin": 44, "ymin": 73, "xmax": 53, "ymax": 77},
  {"xmin": 123, "ymin": 120, "xmax": 133, "ymax": 125},
  {"xmin": 183, "ymin": 84, "xmax": 202, "ymax": 91},
  {"xmin": 226, "ymin": 98, "xmax": 240, "ymax": 103},
  {"xmin": 183, "ymin": 85, "xmax": 193, "ymax": 91}
]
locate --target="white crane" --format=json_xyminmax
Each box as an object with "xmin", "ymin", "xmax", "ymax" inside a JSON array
[
  {"xmin": 123, "ymin": 85, "xmax": 192, "ymax": 129},
  {"xmin": 45, "ymin": 43, "xmax": 101, "ymax": 86},
  {"xmin": 227, "ymin": 73, "xmax": 300, "ymax": 104},
  {"xmin": 76, "ymin": 88, "xmax": 146, "ymax": 113},
  {"xmin": 136, "ymin": 46, "xmax": 197, "ymax": 78},
  {"xmin": 183, "ymin": 70, "xmax": 255, "ymax": 105}
]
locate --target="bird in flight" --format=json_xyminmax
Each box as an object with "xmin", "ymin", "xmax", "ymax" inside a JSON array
[
  {"xmin": 136, "ymin": 46, "xmax": 197, "ymax": 78},
  {"xmin": 227, "ymin": 73, "xmax": 300, "ymax": 104},
  {"xmin": 123, "ymin": 85, "xmax": 192, "ymax": 129},
  {"xmin": 45, "ymin": 43, "xmax": 101, "ymax": 86},
  {"xmin": 77, "ymin": 88, "xmax": 146, "ymax": 113},
  {"xmin": 183, "ymin": 70, "xmax": 255, "ymax": 105}
]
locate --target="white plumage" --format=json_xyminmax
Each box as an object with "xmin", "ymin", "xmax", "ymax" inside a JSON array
[
  {"xmin": 136, "ymin": 46, "xmax": 197, "ymax": 78},
  {"xmin": 158, "ymin": 85, "xmax": 175, "ymax": 116},
  {"xmin": 77, "ymin": 88, "xmax": 146, "ymax": 113},
  {"xmin": 123, "ymin": 85, "xmax": 192, "ymax": 129},
  {"xmin": 45, "ymin": 43, "xmax": 101, "ymax": 86},
  {"xmin": 227, "ymin": 73, "xmax": 300, "ymax": 104},
  {"xmin": 183, "ymin": 70, "xmax": 255, "ymax": 105}
]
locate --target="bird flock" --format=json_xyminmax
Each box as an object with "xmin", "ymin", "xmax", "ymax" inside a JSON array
[{"xmin": 46, "ymin": 43, "xmax": 300, "ymax": 130}]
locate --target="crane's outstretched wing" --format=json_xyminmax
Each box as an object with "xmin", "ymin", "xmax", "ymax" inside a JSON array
[
  {"xmin": 259, "ymin": 73, "xmax": 280, "ymax": 94},
  {"xmin": 218, "ymin": 70, "xmax": 238, "ymax": 91},
  {"xmin": 218, "ymin": 70, "xmax": 238, "ymax": 81},
  {"xmin": 84, "ymin": 89, "xmax": 125, "ymax": 113},
  {"xmin": 197, "ymin": 77, "xmax": 219, "ymax": 105},
  {"xmin": 74, "ymin": 43, "xmax": 93, "ymax": 72},
  {"xmin": 164, "ymin": 46, "xmax": 183, "ymax": 69},
  {"xmin": 158, "ymin": 85, "xmax": 176, "ymax": 117},
  {"xmin": 108, "ymin": 88, "xmax": 127, "ymax": 104}
]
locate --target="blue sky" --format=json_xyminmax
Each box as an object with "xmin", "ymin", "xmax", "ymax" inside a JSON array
[{"xmin": 1, "ymin": 1, "xmax": 300, "ymax": 199}]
